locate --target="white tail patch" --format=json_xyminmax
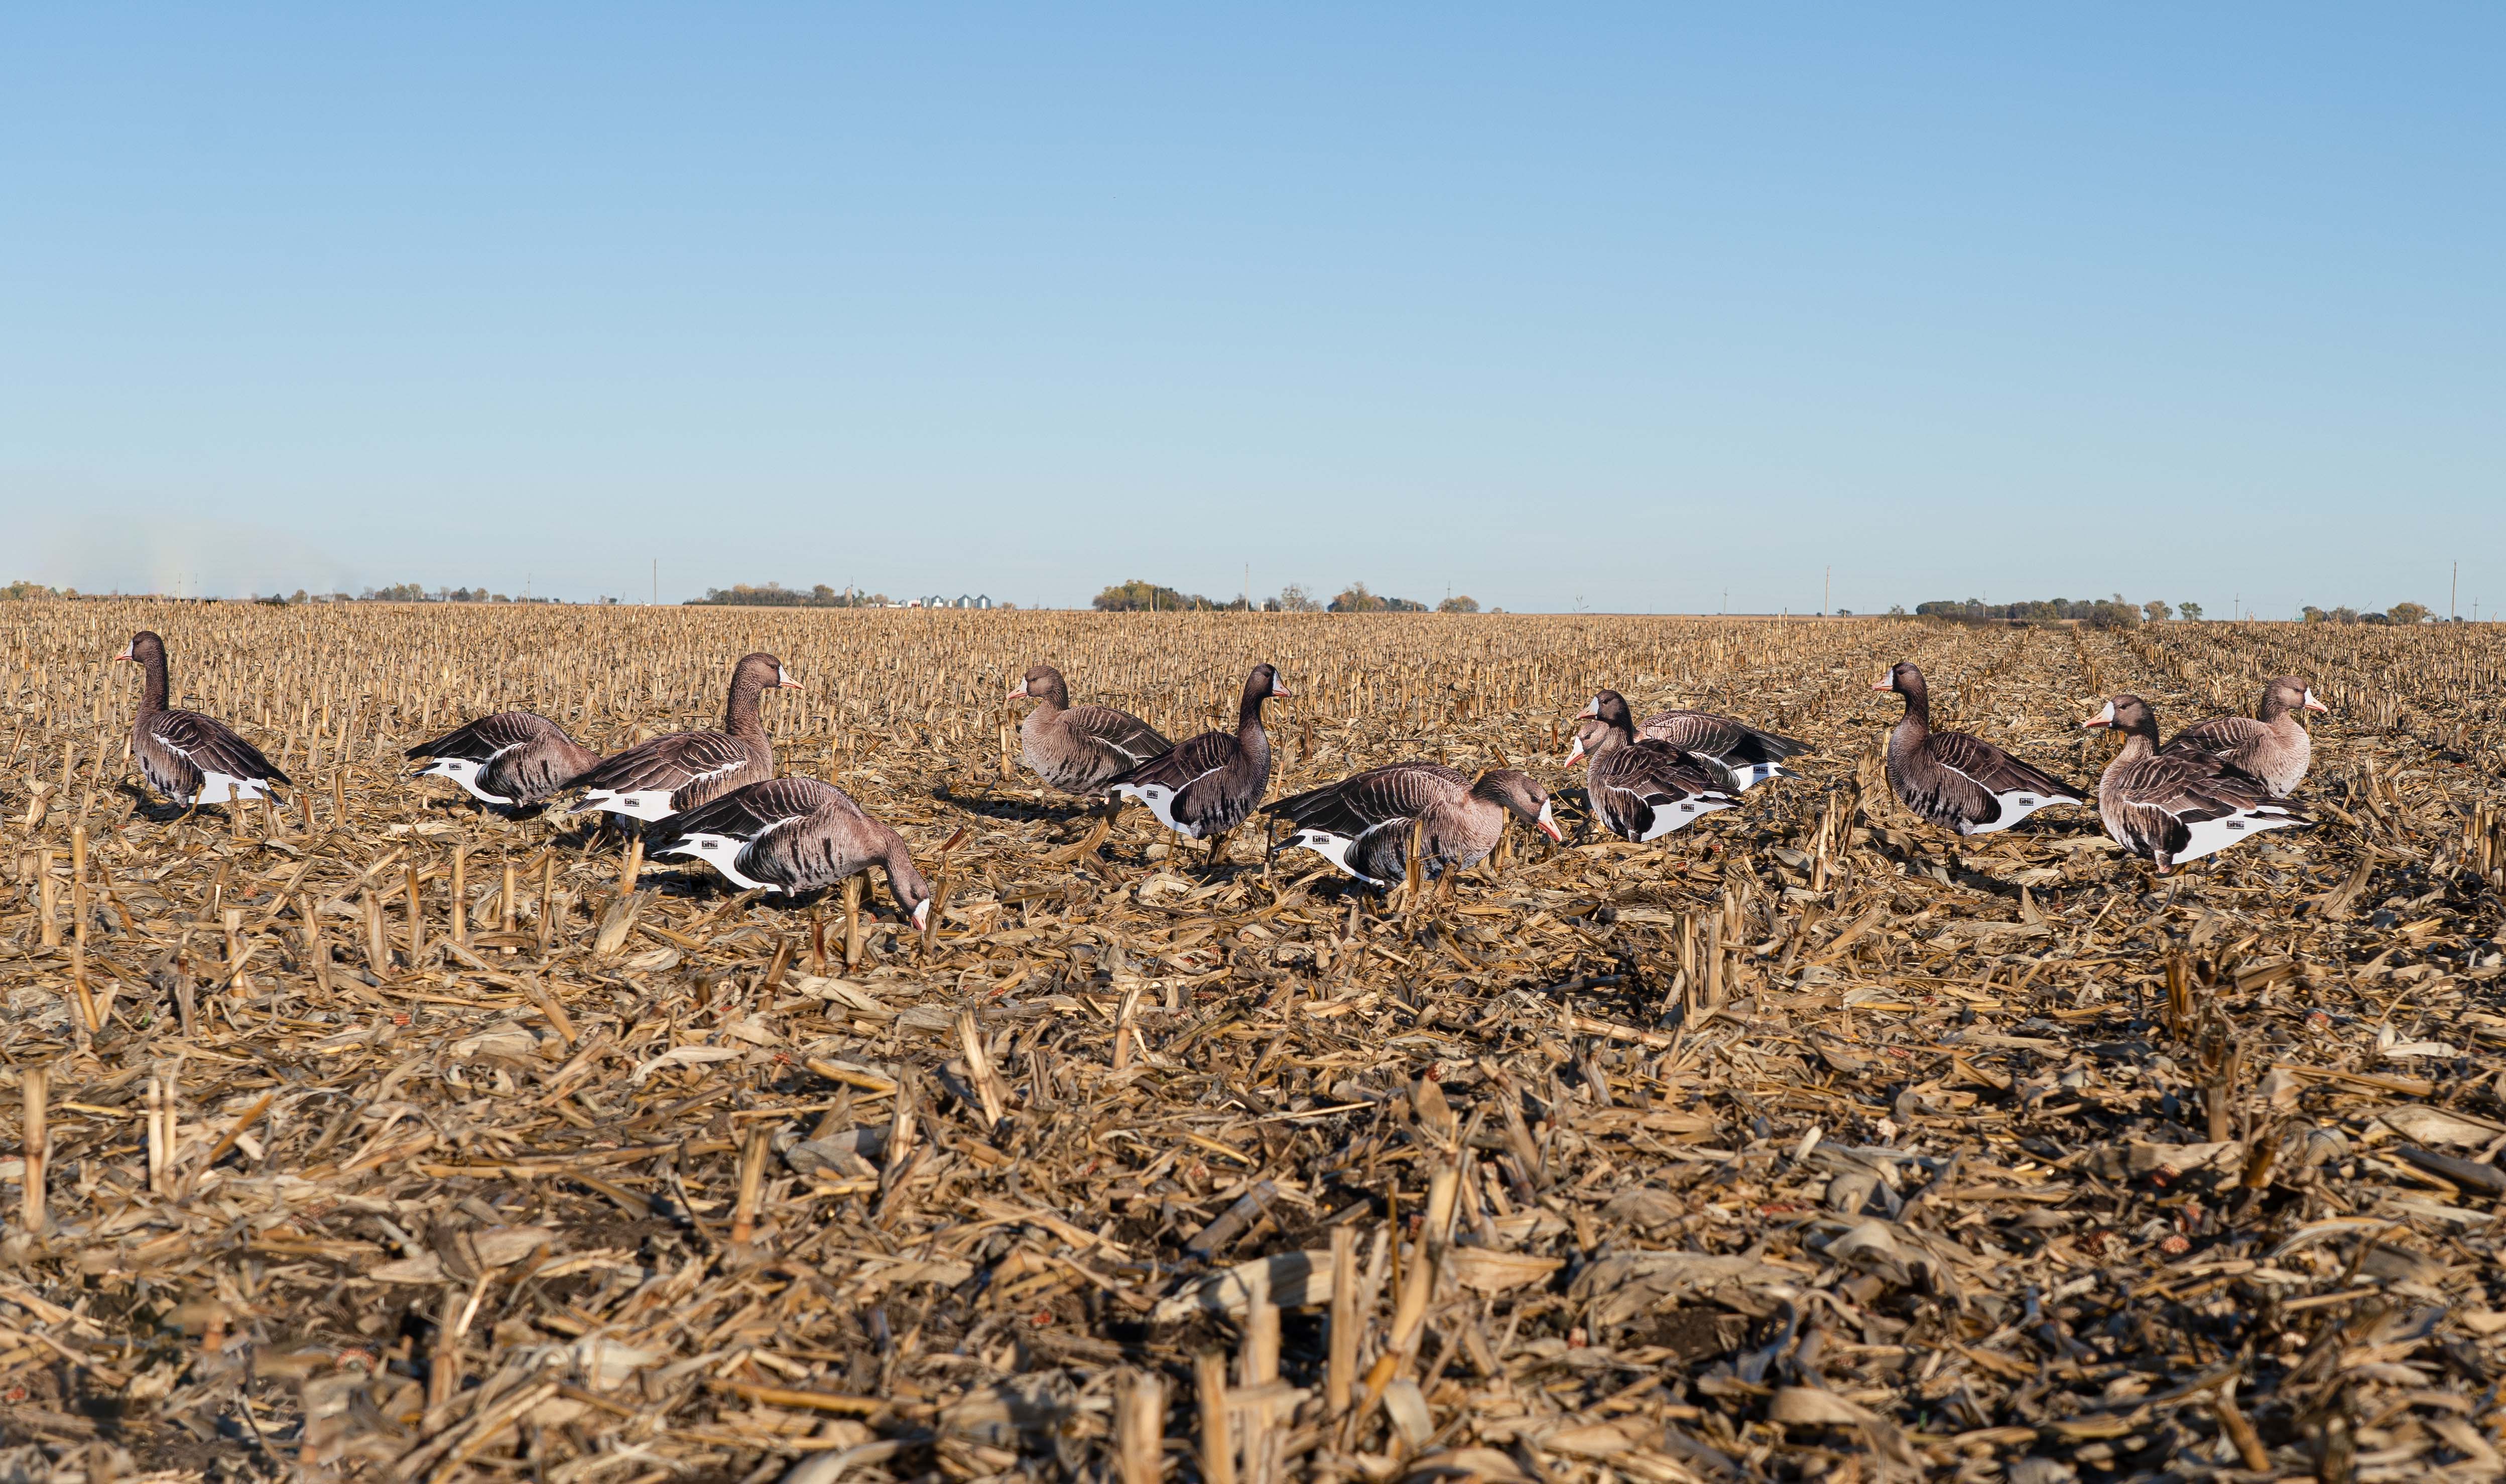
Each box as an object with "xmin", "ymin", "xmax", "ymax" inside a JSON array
[
  {"xmin": 417, "ymin": 757, "xmax": 513, "ymax": 806},
  {"xmin": 1113, "ymin": 782, "xmax": 1198, "ymax": 838},
  {"xmin": 2175, "ymin": 807, "xmax": 2304, "ymax": 867},
  {"xmin": 1959, "ymin": 790, "xmax": 2081, "ymax": 837},
  {"xmin": 1724, "ymin": 762, "xmax": 1798, "ymax": 792},
  {"xmin": 1636, "ymin": 794, "xmax": 1735, "ymax": 843},
  {"xmin": 578, "ymin": 788, "xmax": 679, "ymax": 821},
  {"xmin": 196, "ymin": 771, "xmax": 278, "ymax": 806},
  {"xmin": 660, "ymin": 833, "xmax": 773, "ymax": 892},
  {"xmin": 1286, "ymin": 829, "xmax": 1383, "ymax": 885}
]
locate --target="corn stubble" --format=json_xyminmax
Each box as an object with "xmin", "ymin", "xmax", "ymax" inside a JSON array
[{"xmin": 2, "ymin": 599, "xmax": 2505, "ymax": 1480}]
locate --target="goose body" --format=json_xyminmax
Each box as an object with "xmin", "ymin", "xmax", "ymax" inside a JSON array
[
  {"xmin": 1872, "ymin": 662, "xmax": 2085, "ymax": 836},
  {"xmin": 115, "ymin": 631, "xmax": 291, "ymax": 807},
  {"xmin": 1568, "ymin": 704, "xmax": 1808, "ymax": 791},
  {"xmin": 2158, "ymin": 676, "xmax": 2324, "ymax": 798},
  {"xmin": 1266, "ymin": 763, "xmax": 1559, "ymax": 887},
  {"xmin": 568, "ymin": 653, "xmax": 797, "ymax": 821},
  {"xmin": 1108, "ymin": 664, "xmax": 1289, "ymax": 842},
  {"xmin": 647, "ymin": 775, "xmax": 931, "ymax": 925},
  {"xmin": 2087, "ymin": 695, "xmax": 2308, "ymax": 873},
  {"xmin": 407, "ymin": 711, "xmax": 601, "ymax": 808},
  {"xmin": 1010, "ymin": 663, "xmax": 1172, "ymax": 796},
  {"xmin": 1573, "ymin": 692, "xmax": 1739, "ymax": 842}
]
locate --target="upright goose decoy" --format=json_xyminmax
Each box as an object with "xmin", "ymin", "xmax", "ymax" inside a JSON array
[
  {"xmin": 1572, "ymin": 691, "xmax": 1739, "ymax": 842},
  {"xmin": 2086, "ymin": 695, "xmax": 2308, "ymax": 874},
  {"xmin": 407, "ymin": 712, "xmax": 601, "ymax": 809},
  {"xmin": 2159, "ymin": 675, "xmax": 2325, "ymax": 798},
  {"xmin": 1267, "ymin": 764, "xmax": 1560, "ymax": 889},
  {"xmin": 1566, "ymin": 700, "xmax": 1809, "ymax": 791},
  {"xmin": 646, "ymin": 776, "xmax": 931, "ymax": 927},
  {"xmin": 114, "ymin": 631, "xmax": 291, "ymax": 808},
  {"xmin": 569, "ymin": 652, "xmax": 799, "ymax": 822},
  {"xmin": 1009, "ymin": 663, "xmax": 1172, "ymax": 797},
  {"xmin": 1107, "ymin": 664, "xmax": 1289, "ymax": 863},
  {"xmin": 1872, "ymin": 662, "xmax": 2084, "ymax": 836}
]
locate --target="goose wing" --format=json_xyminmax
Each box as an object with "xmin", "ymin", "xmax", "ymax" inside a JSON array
[
  {"xmin": 2160, "ymin": 715, "xmax": 2268, "ymax": 760},
  {"xmin": 1928, "ymin": 730, "xmax": 2081, "ymax": 802},
  {"xmin": 407, "ymin": 711, "xmax": 561, "ymax": 762},
  {"xmin": 1641, "ymin": 709, "xmax": 1810, "ymax": 765},
  {"xmin": 1266, "ymin": 762, "xmax": 1467, "ymax": 836},
  {"xmin": 572, "ymin": 728, "xmax": 753, "ymax": 797},
  {"xmin": 648, "ymin": 776, "xmax": 838, "ymax": 852},
  {"xmin": 1588, "ymin": 741, "xmax": 1731, "ymax": 840},
  {"xmin": 1108, "ymin": 728, "xmax": 1236, "ymax": 794},
  {"xmin": 149, "ymin": 710, "xmax": 290, "ymax": 790},
  {"xmin": 1063, "ymin": 705, "xmax": 1172, "ymax": 767}
]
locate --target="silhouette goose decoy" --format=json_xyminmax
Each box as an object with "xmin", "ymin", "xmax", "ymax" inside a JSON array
[
  {"xmin": 568, "ymin": 652, "xmax": 798, "ymax": 823},
  {"xmin": 407, "ymin": 711, "xmax": 601, "ymax": 809},
  {"xmin": 646, "ymin": 775, "xmax": 932, "ymax": 927},
  {"xmin": 1566, "ymin": 699, "xmax": 1808, "ymax": 792},
  {"xmin": 114, "ymin": 631, "xmax": 291, "ymax": 810},
  {"xmin": 1572, "ymin": 691, "xmax": 1739, "ymax": 842},
  {"xmin": 1267, "ymin": 763, "xmax": 1559, "ymax": 889},
  {"xmin": 1107, "ymin": 663, "xmax": 1289, "ymax": 865},
  {"xmin": 1009, "ymin": 663, "xmax": 1172, "ymax": 797},
  {"xmin": 2158, "ymin": 675, "xmax": 2325, "ymax": 798},
  {"xmin": 1871, "ymin": 661, "xmax": 2085, "ymax": 836},
  {"xmin": 2086, "ymin": 694, "xmax": 2309, "ymax": 874}
]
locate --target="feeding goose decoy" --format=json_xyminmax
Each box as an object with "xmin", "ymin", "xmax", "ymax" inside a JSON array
[
  {"xmin": 407, "ymin": 711, "xmax": 602, "ymax": 809},
  {"xmin": 114, "ymin": 631, "xmax": 291, "ymax": 809},
  {"xmin": 1872, "ymin": 661, "xmax": 2085, "ymax": 836},
  {"xmin": 1565, "ymin": 699, "xmax": 1808, "ymax": 791},
  {"xmin": 2159, "ymin": 675, "xmax": 2326, "ymax": 798},
  {"xmin": 1009, "ymin": 663, "xmax": 1172, "ymax": 797},
  {"xmin": 1572, "ymin": 691, "xmax": 1740, "ymax": 842},
  {"xmin": 2086, "ymin": 694, "xmax": 2309, "ymax": 874},
  {"xmin": 1107, "ymin": 663, "xmax": 1289, "ymax": 864},
  {"xmin": 645, "ymin": 775, "xmax": 931, "ymax": 927},
  {"xmin": 567, "ymin": 652, "xmax": 799, "ymax": 823},
  {"xmin": 1267, "ymin": 763, "xmax": 1560, "ymax": 889}
]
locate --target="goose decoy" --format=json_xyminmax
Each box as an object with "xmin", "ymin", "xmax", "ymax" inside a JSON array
[
  {"xmin": 646, "ymin": 776, "xmax": 931, "ymax": 927},
  {"xmin": 407, "ymin": 712, "xmax": 601, "ymax": 809},
  {"xmin": 567, "ymin": 652, "xmax": 798, "ymax": 822},
  {"xmin": 2158, "ymin": 676, "xmax": 2325, "ymax": 798},
  {"xmin": 1267, "ymin": 764, "xmax": 1560, "ymax": 889},
  {"xmin": 1009, "ymin": 663, "xmax": 1172, "ymax": 797},
  {"xmin": 1572, "ymin": 691, "xmax": 1739, "ymax": 842},
  {"xmin": 1871, "ymin": 662, "xmax": 2085, "ymax": 836},
  {"xmin": 114, "ymin": 631, "xmax": 291, "ymax": 808},
  {"xmin": 1107, "ymin": 663, "xmax": 1289, "ymax": 864},
  {"xmin": 2086, "ymin": 695, "xmax": 2308, "ymax": 874},
  {"xmin": 1565, "ymin": 700, "xmax": 1808, "ymax": 791}
]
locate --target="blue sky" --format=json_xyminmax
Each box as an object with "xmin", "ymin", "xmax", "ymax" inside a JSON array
[{"xmin": 3, "ymin": 6, "xmax": 2497, "ymax": 615}]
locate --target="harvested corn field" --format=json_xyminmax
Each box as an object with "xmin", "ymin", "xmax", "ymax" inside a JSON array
[{"xmin": 6, "ymin": 600, "xmax": 2506, "ymax": 1483}]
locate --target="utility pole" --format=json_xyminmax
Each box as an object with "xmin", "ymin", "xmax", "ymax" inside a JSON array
[
  {"xmin": 1823, "ymin": 566, "xmax": 1830, "ymax": 618},
  {"xmin": 651, "ymin": 559, "xmax": 657, "ymax": 605},
  {"xmin": 2452, "ymin": 561, "xmax": 2458, "ymax": 621}
]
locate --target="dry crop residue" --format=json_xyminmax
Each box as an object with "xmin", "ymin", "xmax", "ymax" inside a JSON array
[{"xmin": 3, "ymin": 601, "xmax": 2505, "ymax": 1482}]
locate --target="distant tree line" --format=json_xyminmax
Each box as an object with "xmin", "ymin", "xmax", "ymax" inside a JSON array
[
  {"xmin": 2304, "ymin": 602, "xmax": 2432, "ymax": 625},
  {"xmin": 346, "ymin": 584, "xmax": 559, "ymax": 604},
  {"xmin": 686, "ymin": 582, "xmax": 893, "ymax": 608},
  {"xmin": 1092, "ymin": 579, "xmax": 1247, "ymax": 611},
  {"xmin": 1912, "ymin": 594, "xmax": 2189, "ymax": 629},
  {"xmin": 1093, "ymin": 578, "xmax": 1487, "ymax": 613}
]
